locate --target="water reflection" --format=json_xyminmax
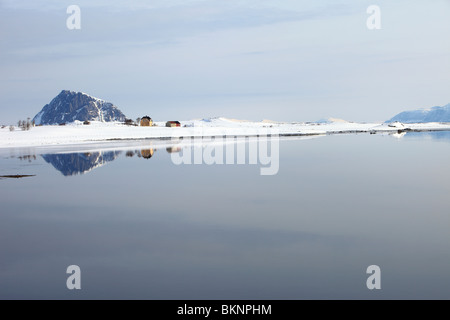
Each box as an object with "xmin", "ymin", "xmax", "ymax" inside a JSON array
[
  {"xmin": 37, "ymin": 142, "xmax": 183, "ymax": 175},
  {"xmin": 36, "ymin": 140, "xmax": 184, "ymax": 175},
  {"xmin": 17, "ymin": 154, "xmax": 37, "ymax": 162},
  {"xmin": 166, "ymin": 146, "xmax": 181, "ymax": 153},
  {"xmin": 40, "ymin": 147, "xmax": 168, "ymax": 175},
  {"xmin": 42, "ymin": 151, "xmax": 122, "ymax": 176},
  {"xmin": 404, "ymin": 130, "xmax": 450, "ymax": 141},
  {"xmin": 35, "ymin": 135, "xmax": 290, "ymax": 176},
  {"xmin": 11, "ymin": 131, "xmax": 450, "ymax": 177},
  {"xmin": 2, "ymin": 132, "xmax": 450, "ymax": 299},
  {"xmin": 389, "ymin": 131, "xmax": 406, "ymax": 139},
  {"xmin": 140, "ymin": 149, "xmax": 155, "ymax": 159}
]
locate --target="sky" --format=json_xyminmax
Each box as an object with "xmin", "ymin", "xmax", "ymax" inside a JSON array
[{"xmin": 0, "ymin": 0, "xmax": 449, "ymax": 124}]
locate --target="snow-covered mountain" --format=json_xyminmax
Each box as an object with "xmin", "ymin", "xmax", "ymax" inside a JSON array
[
  {"xmin": 386, "ymin": 103, "xmax": 450, "ymax": 123},
  {"xmin": 33, "ymin": 90, "xmax": 127, "ymax": 125}
]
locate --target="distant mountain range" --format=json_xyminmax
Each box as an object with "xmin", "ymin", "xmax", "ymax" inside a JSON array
[
  {"xmin": 33, "ymin": 90, "xmax": 127, "ymax": 125},
  {"xmin": 386, "ymin": 103, "xmax": 450, "ymax": 123},
  {"xmin": 32, "ymin": 90, "xmax": 449, "ymax": 125}
]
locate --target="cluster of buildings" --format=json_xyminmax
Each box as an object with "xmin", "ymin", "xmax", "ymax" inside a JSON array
[{"xmin": 139, "ymin": 116, "xmax": 180, "ymax": 128}]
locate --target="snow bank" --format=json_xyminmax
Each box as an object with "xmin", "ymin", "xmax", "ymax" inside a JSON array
[{"xmin": 1, "ymin": 118, "xmax": 450, "ymax": 149}]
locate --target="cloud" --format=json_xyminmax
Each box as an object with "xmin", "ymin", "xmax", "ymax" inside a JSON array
[
  {"xmin": 0, "ymin": 0, "xmax": 449, "ymax": 124},
  {"xmin": 0, "ymin": 0, "xmax": 345, "ymax": 64}
]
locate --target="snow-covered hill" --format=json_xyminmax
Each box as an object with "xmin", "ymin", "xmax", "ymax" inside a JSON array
[
  {"xmin": 387, "ymin": 103, "xmax": 450, "ymax": 123},
  {"xmin": 33, "ymin": 90, "xmax": 127, "ymax": 125}
]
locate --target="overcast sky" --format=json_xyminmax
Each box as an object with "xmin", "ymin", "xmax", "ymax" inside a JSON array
[{"xmin": 0, "ymin": 0, "xmax": 449, "ymax": 123}]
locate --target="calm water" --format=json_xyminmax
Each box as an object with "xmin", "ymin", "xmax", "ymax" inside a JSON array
[{"xmin": 1, "ymin": 132, "xmax": 450, "ymax": 299}]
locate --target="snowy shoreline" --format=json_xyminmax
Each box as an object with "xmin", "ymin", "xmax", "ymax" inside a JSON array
[{"xmin": 2, "ymin": 117, "xmax": 450, "ymax": 149}]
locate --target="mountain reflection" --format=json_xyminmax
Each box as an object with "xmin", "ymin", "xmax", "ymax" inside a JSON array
[
  {"xmin": 41, "ymin": 147, "xmax": 171, "ymax": 176},
  {"xmin": 404, "ymin": 131, "xmax": 450, "ymax": 141},
  {"xmin": 42, "ymin": 151, "xmax": 122, "ymax": 176}
]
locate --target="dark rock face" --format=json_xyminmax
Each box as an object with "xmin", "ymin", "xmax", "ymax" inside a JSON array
[{"xmin": 33, "ymin": 90, "xmax": 127, "ymax": 125}]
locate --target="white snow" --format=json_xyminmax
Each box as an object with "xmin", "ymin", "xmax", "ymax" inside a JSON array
[
  {"xmin": 387, "ymin": 121, "xmax": 404, "ymax": 128},
  {"xmin": 80, "ymin": 91, "xmax": 106, "ymax": 103},
  {"xmin": 1, "ymin": 117, "xmax": 450, "ymax": 149}
]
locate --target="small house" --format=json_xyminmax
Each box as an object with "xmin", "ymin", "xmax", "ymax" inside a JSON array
[
  {"xmin": 166, "ymin": 121, "xmax": 181, "ymax": 127},
  {"xmin": 140, "ymin": 116, "xmax": 153, "ymax": 127}
]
